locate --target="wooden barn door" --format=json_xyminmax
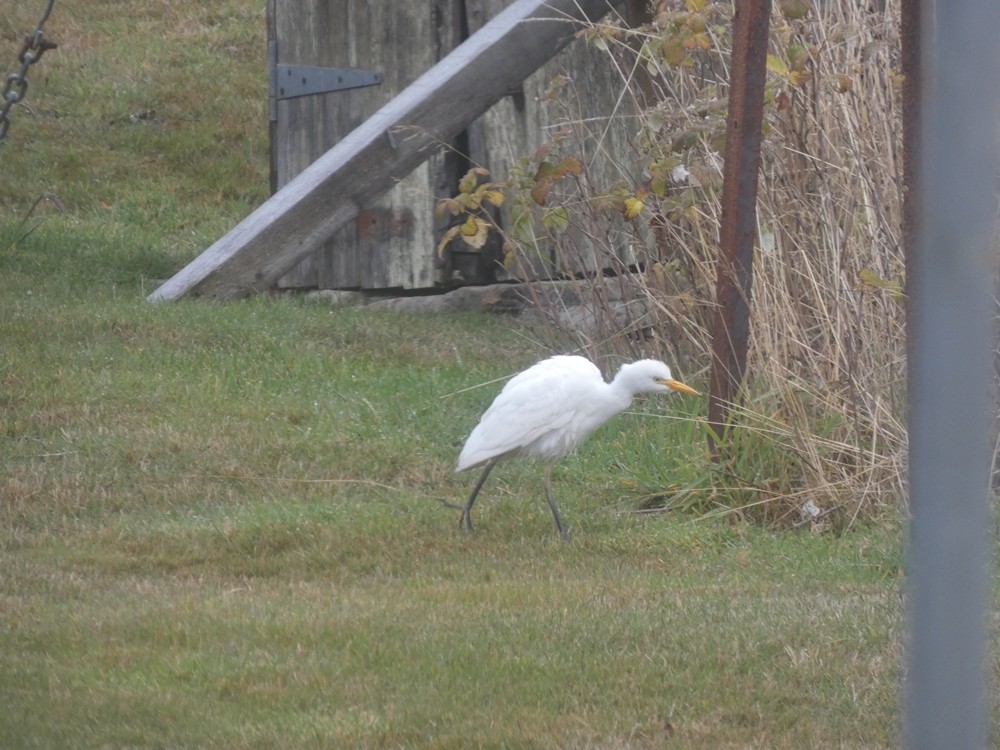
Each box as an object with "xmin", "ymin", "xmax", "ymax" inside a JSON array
[
  {"xmin": 269, "ymin": 0, "xmax": 465, "ymax": 290},
  {"xmin": 268, "ymin": 0, "xmax": 643, "ymax": 291}
]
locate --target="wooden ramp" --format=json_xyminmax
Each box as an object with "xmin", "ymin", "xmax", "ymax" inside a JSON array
[{"xmin": 149, "ymin": 0, "xmax": 616, "ymax": 302}]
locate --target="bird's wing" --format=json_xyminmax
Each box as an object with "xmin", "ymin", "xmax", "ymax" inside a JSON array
[{"xmin": 456, "ymin": 357, "xmax": 604, "ymax": 470}]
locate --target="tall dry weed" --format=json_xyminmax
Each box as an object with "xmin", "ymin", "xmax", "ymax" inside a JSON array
[{"xmin": 498, "ymin": 1, "xmax": 906, "ymax": 526}]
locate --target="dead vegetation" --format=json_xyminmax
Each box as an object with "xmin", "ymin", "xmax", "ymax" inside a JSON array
[{"xmin": 494, "ymin": 1, "xmax": 906, "ymax": 526}]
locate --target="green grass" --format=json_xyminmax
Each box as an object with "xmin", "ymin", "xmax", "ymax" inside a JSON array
[
  {"xmin": 4, "ymin": 535, "xmax": 902, "ymax": 749},
  {"xmin": 0, "ymin": 2, "xmax": 973, "ymax": 747},
  {"xmin": 1, "ymin": 221, "xmax": 908, "ymax": 749},
  {"xmin": 2, "ymin": 0, "xmax": 269, "ymax": 259}
]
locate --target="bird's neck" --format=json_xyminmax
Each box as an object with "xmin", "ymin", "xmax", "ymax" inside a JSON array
[{"xmin": 605, "ymin": 376, "xmax": 638, "ymax": 414}]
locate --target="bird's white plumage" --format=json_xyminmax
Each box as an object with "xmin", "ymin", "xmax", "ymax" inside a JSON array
[
  {"xmin": 455, "ymin": 354, "xmax": 699, "ymax": 538},
  {"xmin": 456, "ymin": 355, "xmax": 683, "ymax": 472}
]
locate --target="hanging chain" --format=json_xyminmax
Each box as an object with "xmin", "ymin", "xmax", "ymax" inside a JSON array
[{"xmin": 0, "ymin": 0, "xmax": 58, "ymax": 143}]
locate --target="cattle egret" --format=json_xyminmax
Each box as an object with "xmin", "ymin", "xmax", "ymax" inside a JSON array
[{"xmin": 456, "ymin": 355, "xmax": 700, "ymax": 539}]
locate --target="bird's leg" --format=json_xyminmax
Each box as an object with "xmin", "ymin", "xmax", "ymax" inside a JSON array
[
  {"xmin": 461, "ymin": 460, "xmax": 495, "ymax": 534},
  {"xmin": 543, "ymin": 462, "xmax": 570, "ymax": 541}
]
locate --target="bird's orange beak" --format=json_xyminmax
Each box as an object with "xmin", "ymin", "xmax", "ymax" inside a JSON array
[{"xmin": 660, "ymin": 378, "xmax": 700, "ymax": 397}]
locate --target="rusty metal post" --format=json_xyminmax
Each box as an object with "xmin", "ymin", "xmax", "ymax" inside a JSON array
[{"xmin": 706, "ymin": 0, "xmax": 771, "ymax": 454}]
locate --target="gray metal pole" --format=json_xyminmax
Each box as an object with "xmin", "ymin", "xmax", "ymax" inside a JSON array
[{"xmin": 905, "ymin": 0, "xmax": 1000, "ymax": 747}]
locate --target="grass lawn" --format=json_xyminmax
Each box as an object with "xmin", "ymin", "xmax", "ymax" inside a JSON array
[
  {"xmin": 1, "ymin": 222, "xmax": 906, "ymax": 748},
  {"xmin": 0, "ymin": 1, "xmax": 987, "ymax": 747}
]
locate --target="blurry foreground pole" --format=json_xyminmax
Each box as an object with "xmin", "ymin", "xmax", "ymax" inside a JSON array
[
  {"xmin": 904, "ymin": 0, "xmax": 999, "ymax": 748},
  {"xmin": 706, "ymin": 0, "xmax": 770, "ymax": 455}
]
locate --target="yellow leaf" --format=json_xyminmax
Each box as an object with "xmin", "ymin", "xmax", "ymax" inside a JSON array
[
  {"xmin": 787, "ymin": 45, "xmax": 809, "ymax": 72},
  {"xmin": 460, "ymin": 215, "xmax": 490, "ymax": 249},
  {"xmin": 858, "ymin": 268, "xmax": 904, "ymax": 299},
  {"xmin": 766, "ymin": 54, "xmax": 789, "ymax": 79},
  {"xmin": 858, "ymin": 268, "xmax": 893, "ymax": 288},
  {"xmin": 436, "ymin": 225, "xmax": 462, "ymax": 257},
  {"xmin": 623, "ymin": 196, "xmax": 645, "ymax": 220},
  {"xmin": 661, "ymin": 37, "xmax": 688, "ymax": 66},
  {"xmin": 687, "ymin": 12, "xmax": 707, "ymax": 32},
  {"xmin": 543, "ymin": 206, "xmax": 570, "ymax": 232},
  {"xmin": 483, "ymin": 190, "xmax": 505, "ymax": 207},
  {"xmin": 788, "ymin": 70, "xmax": 812, "ymax": 86},
  {"xmin": 460, "ymin": 214, "xmax": 478, "ymax": 237},
  {"xmin": 779, "ymin": 0, "xmax": 811, "ymax": 19},
  {"xmin": 435, "ymin": 198, "xmax": 462, "ymax": 222},
  {"xmin": 458, "ymin": 169, "xmax": 480, "ymax": 195}
]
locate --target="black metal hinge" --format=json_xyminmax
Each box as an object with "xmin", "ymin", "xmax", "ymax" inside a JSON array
[{"xmin": 268, "ymin": 41, "xmax": 383, "ymax": 121}]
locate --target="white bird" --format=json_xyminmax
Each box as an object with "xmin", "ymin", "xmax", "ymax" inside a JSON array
[{"xmin": 456, "ymin": 355, "xmax": 700, "ymax": 539}]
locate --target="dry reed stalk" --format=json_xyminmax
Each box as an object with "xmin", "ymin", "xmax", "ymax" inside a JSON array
[{"xmin": 505, "ymin": 1, "xmax": 906, "ymax": 525}]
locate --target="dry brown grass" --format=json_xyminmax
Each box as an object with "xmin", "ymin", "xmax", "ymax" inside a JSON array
[{"xmin": 497, "ymin": 1, "xmax": 906, "ymax": 527}]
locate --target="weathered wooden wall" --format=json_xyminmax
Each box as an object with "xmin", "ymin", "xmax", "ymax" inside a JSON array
[
  {"xmin": 270, "ymin": 0, "xmax": 465, "ymax": 289},
  {"xmin": 269, "ymin": 0, "xmax": 640, "ymax": 290}
]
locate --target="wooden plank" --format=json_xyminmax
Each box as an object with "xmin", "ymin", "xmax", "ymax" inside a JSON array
[
  {"xmin": 271, "ymin": 1, "xmax": 462, "ymax": 291},
  {"xmin": 149, "ymin": 0, "xmax": 617, "ymax": 301}
]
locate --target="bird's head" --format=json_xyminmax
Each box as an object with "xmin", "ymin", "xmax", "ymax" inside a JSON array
[{"xmin": 618, "ymin": 359, "xmax": 701, "ymax": 397}]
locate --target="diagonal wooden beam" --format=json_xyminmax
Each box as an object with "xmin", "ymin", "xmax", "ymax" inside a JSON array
[{"xmin": 149, "ymin": 0, "xmax": 616, "ymax": 302}]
